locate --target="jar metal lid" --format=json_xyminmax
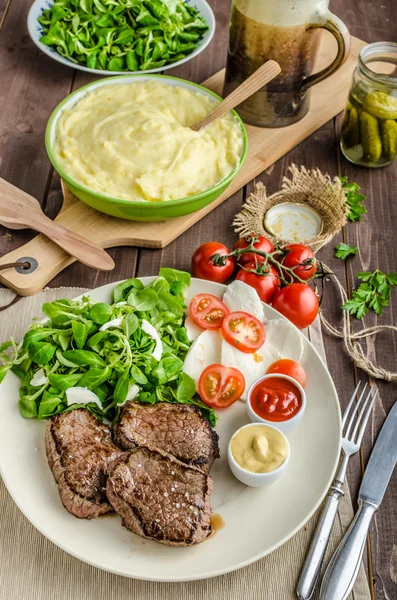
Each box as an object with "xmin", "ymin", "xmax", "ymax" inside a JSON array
[{"xmin": 264, "ymin": 202, "xmax": 323, "ymax": 243}]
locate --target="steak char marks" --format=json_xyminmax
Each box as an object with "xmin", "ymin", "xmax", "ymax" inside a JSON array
[
  {"xmin": 107, "ymin": 447, "xmax": 213, "ymax": 546},
  {"xmin": 45, "ymin": 409, "xmax": 121, "ymax": 518},
  {"xmin": 114, "ymin": 401, "xmax": 219, "ymax": 473}
]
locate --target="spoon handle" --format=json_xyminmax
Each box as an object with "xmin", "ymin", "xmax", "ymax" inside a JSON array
[
  {"xmin": 191, "ymin": 60, "xmax": 281, "ymax": 132},
  {"xmin": 29, "ymin": 214, "xmax": 115, "ymax": 271}
]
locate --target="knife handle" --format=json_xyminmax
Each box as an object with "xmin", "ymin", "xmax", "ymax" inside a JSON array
[
  {"xmin": 297, "ymin": 484, "xmax": 344, "ymax": 599},
  {"xmin": 319, "ymin": 499, "xmax": 377, "ymax": 600}
]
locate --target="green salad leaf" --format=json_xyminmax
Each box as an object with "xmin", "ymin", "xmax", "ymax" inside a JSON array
[
  {"xmin": 37, "ymin": 0, "xmax": 209, "ymax": 72},
  {"xmin": 0, "ymin": 268, "xmax": 215, "ymax": 425}
]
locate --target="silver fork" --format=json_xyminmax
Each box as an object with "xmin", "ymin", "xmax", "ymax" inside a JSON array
[{"xmin": 297, "ymin": 382, "xmax": 378, "ymax": 600}]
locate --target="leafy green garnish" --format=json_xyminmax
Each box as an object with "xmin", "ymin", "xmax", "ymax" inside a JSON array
[
  {"xmin": 0, "ymin": 268, "xmax": 215, "ymax": 425},
  {"xmin": 37, "ymin": 0, "xmax": 209, "ymax": 72},
  {"xmin": 341, "ymin": 177, "xmax": 367, "ymax": 222},
  {"xmin": 335, "ymin": 243, "xmax": 358, "ymax": 260},
  {"xmin": 343, "ymin": 269, "xmax": 397, "ymax": 318}
]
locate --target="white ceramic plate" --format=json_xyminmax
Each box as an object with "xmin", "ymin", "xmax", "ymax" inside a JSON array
[
  {"xmin": 0, "ymin": 278, "xmax": 341, "ymax": 581},
  {"xmin": 27, "ymin": 0, "xmax": 215, "ymax": 75}
]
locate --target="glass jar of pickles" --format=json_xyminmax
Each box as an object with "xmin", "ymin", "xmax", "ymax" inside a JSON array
[{"xmin": 341, "ymin": 42, "xmax": 397, "ymax": 168}]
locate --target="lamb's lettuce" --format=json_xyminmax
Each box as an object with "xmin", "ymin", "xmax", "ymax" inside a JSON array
[{"xmin": 0, "ymin": 269, "xmax": 215, "ymax": 426}]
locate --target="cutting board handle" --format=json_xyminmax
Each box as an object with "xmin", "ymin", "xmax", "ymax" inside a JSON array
[{"xmin": 0, "ymin": 234, "xmax": 75, "ymax": 296}]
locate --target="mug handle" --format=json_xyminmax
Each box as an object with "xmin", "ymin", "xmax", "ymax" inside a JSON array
[{"xmin": 298, "ymin": 2, "xmax": 351, "ymax": 94}]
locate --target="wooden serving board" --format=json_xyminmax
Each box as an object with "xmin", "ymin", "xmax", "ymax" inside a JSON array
[{"xmin": 0, "ymin": 35, "xmax": 366, "ymax": 296}]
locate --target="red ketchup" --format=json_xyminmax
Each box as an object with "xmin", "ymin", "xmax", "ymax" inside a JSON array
[{"xmin": 250, "ymin": 377, "xmax": 302, "ymax": 422}]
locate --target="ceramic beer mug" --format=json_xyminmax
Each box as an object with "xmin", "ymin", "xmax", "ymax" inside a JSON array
[{"xmin": 223, "ymin": 0, "xmax": 350, "ymax": 127}]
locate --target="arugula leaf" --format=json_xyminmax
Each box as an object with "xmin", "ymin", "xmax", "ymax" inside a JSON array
[
  {"xmin": 62, "ymin": 349, "xmax": 105, "ymax": 367},
  {"xmin": 89, "ymin": 302, "xmax": 113, "ymax": 325},
  {"xmin": 340, "ymin": 177, "xmax": 367, "ymax": 222},
  {"xmin": 176, "ymin": 372, "xmax": 196, "ymax": 402},
  {"xmin": 72, "ymin": 320, "xmax": 89, "ymax": 349},
  {"xmin": 152, "ymin": 356, "xmax": 184, "ymax": 384},
  {"xmin": 127, "ymin": 287, "xmax": 158, "ymax": 311},
  {"xmin": 342, "ymin": 269, "xmax": 397, "ymax": 318},
  {"xmin": 28, "ymin": 342, "xmax": 56, "ymax": 365},
  {"xmin": 335, "ymin": 243, "xmax": 358, "ymax": 260},
  {"xmin": 159, "ymin": 268, "xmax": 191, "ymax": 297}
]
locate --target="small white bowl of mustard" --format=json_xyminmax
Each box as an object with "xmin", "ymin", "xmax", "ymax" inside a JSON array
[{"xmin": 227, "ymin": 423, "xmax": 290, "ymax": 487}]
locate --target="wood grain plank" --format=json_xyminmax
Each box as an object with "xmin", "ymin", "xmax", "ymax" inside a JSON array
[
  {"xmin": 330, "ymin": 0, "xmax": 397, "ymax": 598},
  {"xmin": 0, "ymin": 0, "xmax": 74, "ymax": 263}
]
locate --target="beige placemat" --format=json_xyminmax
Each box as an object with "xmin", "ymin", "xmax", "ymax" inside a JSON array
[{"xmin": 0, "ymin": 288, "xmax": 371, "ymax": 600}]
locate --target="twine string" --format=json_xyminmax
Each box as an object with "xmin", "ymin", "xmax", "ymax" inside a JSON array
[{"xmin": 320, "ymin": 264, "xmax": 397, "ymax": 382}]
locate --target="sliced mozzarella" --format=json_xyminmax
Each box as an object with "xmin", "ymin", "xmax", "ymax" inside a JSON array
[
  {"xmin": 184, "ymin": 316, "xmax": 204, "ymax": 342},
  {"xmin": 29, "ymin": 368, "xmax": 48, "ymax": 387},
  {"xmin": 265, "ymin": 318, "xmax": 305, "ymax": 362},
  {"xmin": 183, "ymin": 329, "xmax": 222, "ymax": 385},
  {"xmin": 222, "ymin": 280, "xmax": 266, "ymax": 322},
  {"xmin": 99, "ymin": 317, "xmax": 123, "ymax": 331},
  {"xmin": 141, "ymin": 319, "xmax": 163, "ymax": 362},
  {"xmin": 117, "ymin": 383, "xmax": 140, "ymax": 406},
  {"xmin": 65, "ymin": 387, "xmax": 102, "ymax": 410},
  {"xmin": 221, "ymin": 339, "xmax": 281, "ymax": 401}
]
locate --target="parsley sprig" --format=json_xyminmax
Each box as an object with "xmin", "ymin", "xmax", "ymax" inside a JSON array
[
  {"xmin": 343, "ymin": 270, "xmax": 397, "ymax": 318},
  {"xmin": 341, "ymin": 177, "xmax": 367, "ymax": 221},
  {"xmin": 335, "ymin": 243, "xmax": 358, "ymax": 260}
]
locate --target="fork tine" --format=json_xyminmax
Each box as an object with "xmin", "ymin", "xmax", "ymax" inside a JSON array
[
  {"xmin": 344, "ymin": 382, "xmax": 368, "ymax": 438},
  {"xmin": 350, "ymin": 387, "xmax": 374, "ymax": 442},
  {"xmin": 342, "ymin": 381, "xmax": 362, "ymax": 429},
  {"xmin": 354, "ymin": 388, "xmax": 378, "ymax": 446}
]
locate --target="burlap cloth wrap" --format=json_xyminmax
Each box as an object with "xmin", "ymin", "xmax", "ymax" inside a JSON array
[
  {"xmin": 233, "ymin": 165, "xmax": 348, "ymax": 252},
  {"xmin": 0, "ymin": 288, "xmax": 370, "ymax": 600}
]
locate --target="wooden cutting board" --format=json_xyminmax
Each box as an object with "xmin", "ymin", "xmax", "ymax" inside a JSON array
[{"xmin": 0, "ymin": 35, "xmax": 366, "ymax": 296}]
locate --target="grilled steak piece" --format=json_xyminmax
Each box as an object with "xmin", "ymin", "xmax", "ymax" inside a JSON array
[
  {"xmin": 113, "ymin": 401, "xmax": 219, "ymax": 473},
  {"xmin": 107, "ymin": 447, "xmax": 213, "ymax": 546},
  {"xmin": 45, "ymin": 409, "xmax": 121, "ymax": 519}
]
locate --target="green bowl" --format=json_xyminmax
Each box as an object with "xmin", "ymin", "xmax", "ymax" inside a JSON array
[{"xmin": 45, "ymin": 74, "xmax": 248, "ymax": 221}]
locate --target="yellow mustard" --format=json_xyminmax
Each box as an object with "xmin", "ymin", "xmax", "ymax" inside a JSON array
[
  {"xmin": 231, "ymin": 424, "xmax": 288, "ymax": 473},
  {"xmin": 54, "ymin": 81, "xmax": 244, "ymax": 202}
]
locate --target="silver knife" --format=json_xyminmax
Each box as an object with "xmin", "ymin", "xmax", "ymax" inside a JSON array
[{"xmin": 319, "ymin": 400, "xmax": 397, "ymax": 600}]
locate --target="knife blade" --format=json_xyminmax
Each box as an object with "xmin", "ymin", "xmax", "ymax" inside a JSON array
[
  {"xmin": 320, "ymin": 401, "xmax": 397, "ymax": 600},
  {"xmin": 359, "ymin": 400, "xmax": 397, "ymax": 505}
]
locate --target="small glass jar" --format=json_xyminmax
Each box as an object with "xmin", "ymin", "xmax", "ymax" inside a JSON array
[{"xmin": 340, "ymin": 42, "xmax": 397, "ymax": 168}]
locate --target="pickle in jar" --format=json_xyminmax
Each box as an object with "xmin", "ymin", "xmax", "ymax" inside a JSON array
[
  {"xmin": 360, "ymin": 111, "xmax": 382, "ymax": 162},
  {"xmin": 362, "ymin": 91, "xmax": 397, "ymax": 120},
  {"xmin": 341, "ymin": 106, "xmax": 360, "ymax": 148},
  {"xmin": 381, "ymin": 119, "xmax": 397, "ymax": 160}
]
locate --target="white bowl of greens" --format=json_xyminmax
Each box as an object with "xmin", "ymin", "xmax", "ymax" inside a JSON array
[{"xmin": 27, "ymin": 0, "xmax": 215, "ymax": 75}]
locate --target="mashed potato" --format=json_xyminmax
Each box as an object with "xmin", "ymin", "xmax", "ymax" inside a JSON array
[{"xmin": 54, "ymin": 81, "xmax": 244, "ymax": 202}]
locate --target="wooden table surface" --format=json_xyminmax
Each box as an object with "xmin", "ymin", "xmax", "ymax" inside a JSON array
[{"xmin": 1, "ymin": 0, "xmax": 397, "ymax": 597}]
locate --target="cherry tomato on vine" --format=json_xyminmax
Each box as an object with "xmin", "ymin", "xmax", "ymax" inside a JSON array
[
  {"xmin": 233, "ymin": 235, "xmax": 274, "ymax": 266},
  {"xmin": 222, "ymin": 311, "xmax": 265, "ymax": 353},
  {"xmin": 189, "ymin": 294, "xmax": 230, "ymax": 329},
  {"xmin": 191, "ymin": 242, "xmax": 235, "ymax": 283},
  {"xmin": 266, "ymin": 359, "xmax": 307, "ymax": 388},
  {"xmin": 272, "ymin": 283, "xmax": 319, "ymax": 329},
  {"xmin": 236, "ymin": 263, "xmax": 280, "ymax": 303},
  {"xmin": 281, "ymin": 244, "xmax": 317, "ymax": 281},
  {"xmin": 198, "ymin": 364, "xmax": 246, "ymax": 408}
]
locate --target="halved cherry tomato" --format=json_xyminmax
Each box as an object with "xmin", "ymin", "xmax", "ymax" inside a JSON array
[
  {"xmin": 272, "ymin": 283, "xmax": 318, "ymax": 329},
  {"xmin": 266, "ymin": 358, "xmax": 307, "ymax": 388},
  {"xmin": 236, "ymin": 263, "xmax": 280, "ymax": 304},
  {"xmin": 198, "ymin": 364, "xmax": 246, "ymax": 408},
  {"xmin": 222, "ymin": 311, "xmax": 265, "ymax": 353},
  {"xmin": 234, "ymin": 235, "xmax": 274, "ymax": 266},
  {"xmin": 192, "ymin": 242, "xmax": 235, "ymax": 283},
  {"xmin": 189, "ymin": 294, "xmax": 230, "ymax": 329},
  {"xmin": 281, "ymin": 244, "xmax": 317, "ymax": 281}
]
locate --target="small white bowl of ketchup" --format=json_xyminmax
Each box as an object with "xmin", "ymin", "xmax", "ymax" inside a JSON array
[{"xmin": 247, "ymin": 374, "xmax": 306, "ymax": 434}]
